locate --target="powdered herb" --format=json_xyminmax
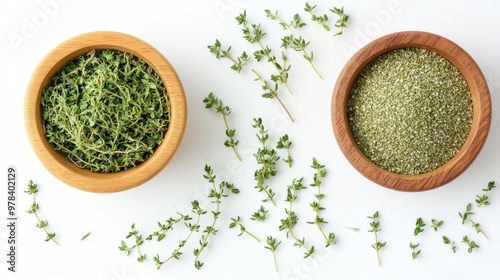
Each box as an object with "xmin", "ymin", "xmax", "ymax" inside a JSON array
[
  {"xmin": 41, "ymin": 49, "xmax": 170, "ymax": 172},
  {"xmin": 348, "ymin": 48, "xmax": 473, "ymax": 175}
]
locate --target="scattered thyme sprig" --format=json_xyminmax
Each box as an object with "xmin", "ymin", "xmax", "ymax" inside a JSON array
[
  {"xmin": 119, "ymin": 223, "xmax": 146, "ymax": 262},
  {"xmin": 237, "ymin": 11, "xmax": 295, "ymax": 96},
  {"xmin": 461, "ymin": 235, "xmax": 479, "ymax": 253},
  {"xmin": 368, "ymin": 211, "xmax": 386, "ymax": 267},
  {"xmin": 304, "ymin": 3, "xmax": 349, "ymax": 36},
  {"xmin": 276, "ymin": 134, "xmax": 293, "ymax": 167},
  {"xmin": 468, "ymin": 219, "xmax": 488, "ymax": 240},
  {"xmin": 81, "ymin": 232, "xmax": 91, "ymax": 241},
  {"xmin": 409, "ymin": 243, "xmax": 421, "ymax": 260},
  {"xmin": 207, "ymin": 39, "xmax": 250, "ymax": 73},
  {"xmin": 345, "ymin": 227, "xmax": 360, "ymax": 232},
  {"xmin": 153, "ymin": 200, "xmax": 206, "ymax": 270},
  {"xmin": 413, "ymin": 217, "xmax": 426, "ymax": 236},
  {"xmin": 307, "ymin": 158, "xmax": 336, "ymax": 247},
  {"xmin": 475, "ymin": 181, "xmax": 496, "ymax": 208},
  {"xmin": 251, "ymin": 205, "xmax": 269, "ymax": 222},
  {"xmin": 304, "ymin": 3, "xmax": 330, "ymax": 31},
  {"xmin": 252, "ymin": 69, "xmax": 294, "ymax": 122},
  {"xmin": 252, "ymin": 118, "xmax": 280, "ymax": 205},
  {"xmin": 229, "ymin": 216, "xmax": 261, "ymax": 242},
  {"xmin": 442, "ymin": 236, "xmax": 457, "ymax": 253},
  {"xmin": 265, "ymin": 236, "xmax": 282, "ymax": 272},
  {"xmin": 281, "ymin": 35, "xmax": 323, "ymax": 79},
  {"xmin": 193, "ymin": 165, "xmax": 240, "ymax": 269},
  {"xmin": 330, "ymin": 7, "xmax": 349, "ymax": 36},
  {"xmin": 265, "ymin": 10, "xmax": 302, "ymax": 34},
  {"xmin": 25, "ymin": 180, "xmax": 59, "ymax": 245},
  {"xmin": 147, "ymin": 213, "xmax": 190, "ymax": 242},
  {"xmin": 203, "ymin": 92, "xmax": 242, "ymax": 160},
  {"xmin": 279, "ymin": 177, "xmax": 315, "ymax": 258},
  {"xmin": 459, "ymin": 203, "xmax": 474, "ymax": 225},
  {"xmin": 430, "ymin": 219, "xmax": 444, "ymax": 232}
]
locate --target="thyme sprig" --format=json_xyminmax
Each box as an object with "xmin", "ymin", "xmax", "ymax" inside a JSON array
[
  {"xmin": 413, "ymin": 217, "xmax": 426, "ymax": 236},
  {"xmin": 279, "ymin": 177, "xmax": 315, "ymax": 258},
  {"xmin": 468, "ymin": 219, "xmax": 488, "ymax": 240},
  {"xmin": 442, "ymin": 236, "xmax": 457, "ymax": 253},
  {"xmin": 459, "ymin": 203, "xmax": 474, "ymax": 225},
  {"xmin": 25, "ymin": 180, "xmax": 59, "ymax": 245},
  {"xmin": 251, "ymin": 205, "xmax": 269, "ymax": 222},
  {"xmin": 229, "ymin": 216, "xmax": 261, "ymax": 242},
  {"xmin": 304, "ymin": 3, "xmax": 349, "ymax": 36},
  {"xmin": 276, "ymin": 134, "xmax": 293, "ymax": 167},
  {"xmin": 153, "ymin": 200, "xmax": 206, "ymax": 270},
  {"xmin": 430, "ymin": 219, "xmax": 444, "ymax": 232},
  {"xmin": 207, "ymin": 39, "xmax": 250, "ymax": 73},
  {"xmin": 475, "ymin": 181, "xmax": 496, "ymax": 208},
  {"xmin": 252, "ymin": 69, "xmax": 294, "ymax": 122},
  {"xmin": 368, "ymin": 211, "xmax": 386, "ymax": 267},
  {"xmin": 119, "ymin": 224, "xmax": 146, "ymax": 262},
  {"xmin": 461, "ymin": 235, "xmax": 479, "ymax": 253},
  {"xmin": 203, "ymin": 92, "xmax": 242, "ymax": 160},
  {"xmin": 147, "ymin": 213, "xmax": 190, "ymax": 242},
  {"xmin": 193, "ymin": 165, "xmax": 240, "ymax": 269},
  {"xmin": 252, "ymin": 118, "xmax": 280, "ymax": 205},
  {"xmin": 409, "ymin": 243, "xmax": 421, "ymax": 260},
  {"xmin": 307, "ymin": 158, "xmax": 336, "ymax": 247},
  {"xmin": 281, "ymin": 35, "xmax": 323, "ymax": 79},
  {"xmin": 264, "ymin": 236, "xmax": 282, "ymax": 272},
  {"xmin": 237, "ymin": 11, "xmax": 295, "ymax": 96}
]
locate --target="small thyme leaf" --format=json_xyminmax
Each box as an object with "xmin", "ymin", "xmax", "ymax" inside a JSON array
[
  {"xmin": 409, "ymin": 243, "xmax": 421, "ymax": 260},
  {"xmin": 430, "ymin": 219, "xmax": 444, "ymax": 232},
  {"xmin": 25, "ymin": 180, "xmax": 59, "ymax": 245},
  {"xmin": 203, "ymin": 92, "xmax": 241, "ymax": 160},
  {"xmin": 442, "ymin": 236, "xmax": 457, "ymax": 253},
  {"xmin": 458, "ymin": 203, "xmax": 474, "ymax": 225},
  {"xmin": 81, "ymin": 232, "xmax": 91, "ymax": 241},
  {"xmin": 413, "ymin": 217, "xmax": 426, "ymax": 236}
]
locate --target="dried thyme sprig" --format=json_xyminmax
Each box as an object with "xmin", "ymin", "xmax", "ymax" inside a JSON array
[
  {"xmin": 276, "ymin": 134, "xmax": 293, "ymax": 167},
  {"xmin": 264, "ymin": 236, "xmax": 281, "ymax": 272},
  {"xmin": 368, "ymin": 211, "xmax": 386, "ymax": 267},
  {"xmin": 193, "ymin": 165, "xmax": 240, "ymax": 269},
  {"xmin": 251, "ymin": 205, "xmax": 269, "ymax": 222},
  {"xmin": 409, "ymin": 243, "xmax": 421, "ymax": 260},
  {"xmin": 252, "ymin": 69, "xmax": 294, "ymax": 122},
  {"xmin": 279, "ymin": 177, "xmax": 315, "ymax": 258},
  {"xmin": 307, "ymin": 158, "xmax": 336, "ymax": 247},
  {"xmin": 119, "ymin": 224, "xmax": 146, "ymax": 262},
  {"xmin": 475, "ymin": 181, "xmax": 496, "ymax": 208},
  {"xmin": 153, "ymin": 200, "xmax": 206, "ymax": 270},
  {"xmin": 229, "ymin": 216, "xmax": 261, "ymax": 242},
  {"xmin": 252, "ymin": 118, "xmax": 280, "ymax": 205},
  {"xmin": 237, "ymin": 11, "xmax": 295, "ymax": 96},
  {"xmin": 442, "ymin": 236, "xmax": 457, "ymax": 253},
  {"xmin": 207, "ymin": 39, "xmax": 250, "ymax": 73},
  {"xmin": 430, "ymin": 219, "xmax": 444, "ymax": 232},
  {"xmin": 25, "ymin": 180, "xmax": 59, "ymax": 245},
  {"xmin": 413, "ymin": 217, "xmax": 426, "ymax": 236},
  {"xmin": 461, "ymin": 235, "xmax": 479, "ymax": 253},
  {"xmin": 203, "ymin": 92, "xmax": 242, "ymax": 161}
]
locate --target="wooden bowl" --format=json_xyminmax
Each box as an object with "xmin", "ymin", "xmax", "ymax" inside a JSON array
[
  {"xmin": 25, "ymin": 31, "xmax": 187, "ymax": 193},
  {"xmin": 332, "ymin": 31, "xmax": 491, "ymax": 191}
]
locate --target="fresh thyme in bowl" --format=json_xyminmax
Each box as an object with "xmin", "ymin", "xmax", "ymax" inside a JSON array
[{"xmin": 41, "ymin": 49, "xmax": 170, "ymax": 172}]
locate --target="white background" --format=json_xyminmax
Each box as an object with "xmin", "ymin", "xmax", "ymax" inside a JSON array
[{"xmin": 1, "ymin": 1, "xmax": 499, "ymax": 280}]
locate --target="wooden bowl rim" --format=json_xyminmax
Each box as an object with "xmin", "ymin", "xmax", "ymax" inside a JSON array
[
  {"xmin": 24, "ymin": 31, "xmax": 187, "ymax": 193},
  {"xmin": 332, "ymin": 31, "xmax": 491, "ymax": 191}
]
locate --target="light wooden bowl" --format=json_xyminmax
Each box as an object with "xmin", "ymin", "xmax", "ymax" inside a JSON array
[
  {"xmin": 332, "ymin": 31, "xmax": 491, "ymax": 191},
  {"xmin": 25, "ymin": 31, "xmax": 187, "ymax": 193}
]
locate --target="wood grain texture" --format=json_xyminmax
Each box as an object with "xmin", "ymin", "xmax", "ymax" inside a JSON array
[
  {"xmin": 24, "ymin": 31, "xmax": 187, "ymax": 193},
  {"xmin": 331, "ymin": 31, "xmax": 491, "ymax": 191}
]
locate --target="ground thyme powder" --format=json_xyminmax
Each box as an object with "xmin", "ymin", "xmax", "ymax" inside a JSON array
[{"xmin": 348, "ymin": 48, "xmax": 473, "ymax": 175}]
